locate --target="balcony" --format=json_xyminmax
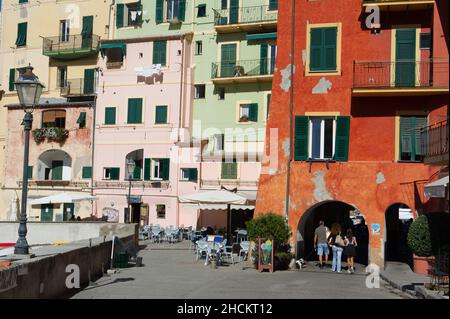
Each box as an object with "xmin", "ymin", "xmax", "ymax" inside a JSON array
[
  {"xmin": 43, "ymin": 34, "xmax": 100, "ymax": 60},
  {"xmin": 18, "ymin": 180, "xmax": 89, "ymax": 189},
  {"xmin": 211, "ymin": 58, "xmax": 275, "ymax": 84},
  {"xmin": 213, "ymin": 5, "xmax": 277, "ymax": 33},
  {"xmin": 420, "ymin": 120, "xmax": 449, "ymax": 166},
  {"xmin": 60, "ymin": 78, "xmax": 96, "ymax": 97},
  {"xmin": 362, "ymin": 0, "xmax": 434, "ymax": 11},
  {"xmin": 93, "ymin": 180, "xmax": 170, "ymax": 190},
  {"xmin": 352, "ymin": 59, "xmax": 449, "ymax": 96}
]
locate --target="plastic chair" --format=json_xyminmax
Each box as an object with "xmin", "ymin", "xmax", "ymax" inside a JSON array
[
  {"xmin": 239, "ymin": 241, "xmax": 250, "ymax": 262},
  {"xmin": 196, "ymin": 240, "xmax": 208, "ymax": 261}
]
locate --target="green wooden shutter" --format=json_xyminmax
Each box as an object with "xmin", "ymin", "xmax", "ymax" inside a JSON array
[
  {"xmin": 188, "ymin": 168, "xmax": 198, "ymax": 182},
  {"xmin": 160, "ymin": 159, "xmax": 170, "ymax": 180},
  {"xmin": 133, "ymin": 160, "xmax": 142, "ymax": 180},
  {"xmin": 82, "ymin": 166, "xmax": 92, "ymax": 179},
  {"xmin": 27, "ymin": 166, "xmax": 33, "ymax": 179},
  {"xmin": 155, "ymin": 0, "xmax": 164, "ymax": 24},
  {"xmin": 153, "ymin": 41, "xmax": 167, "ymax": 66},
  {"xmin": 395, "ymin": 29, "xmax": 416, "ymax": 87},
  {"xmin": 414, "ymin": 117, "xmax": 427, "ymax": 156},
  {"xmin": 179, "ymin": 0, "xmax": 186, "ymax": 21},
  {"xmin": 110, "ymin": 167, "xmax": 120, "ymax": 180},
  {"xmin": 16, "ymin": 22, "xmax": 27, "ymax": 46},
  {"xmin": 105, "ymin": 107, "xmax": 116, "ymax": 125},
  {"xmin": 51, "ymin": 160, "xmax": 64, "ymax": 180},
  {"xmin": 334, "ymin": 116, "xmax": 350, "ymax": 162},
  {"xmin": 116, "ymin": 4, "xmax": 124, "ymax": 28},
  {"xmin": 221, "ymin": 162, "xmax": 237, "ymax": 179},
  {"xmin": 155, "ymin": 105, "xmax": 168, "ymax": 124},
  {"xmin": 294, "ymin": 116, "xmax": 309, "ymax": 161},
  {"xmin": 221, "ymin": 43, "xmax": 237, "ymax": 77},
  {"xmin": 19, "ymin": 0, "xmax": 28, "ymax": 4},
  {"xmin": 269, "ymin": 0, "xmax": 278, "ymax": 10},
  {"xmin": 82, "ymin": 16, "xmax": 93, "ymax": 37},
  {"xmin": 400, "ymin": 117, "xmax": 413, "ymax": 159},
  {"xmin": 260, "ymin": 43, "xmax": 268, "ymax": 75},
  {"xmin": 84, "ymin": 69, "xmax": 95, "ymax": 95},
  {"xmin": 77, "ymin": 112, "xmax": 87, "ymax": 128},
  {"xmin": 310, "ymin": 28, "xmax": 322, "ymax": 71},
  {"xmin": 9, "ymin": 69, "xmax": 16, "ymax": 91},
  {"xmin": 144, "ymin": 158, "xmax": 151, "ymax": 181},
  {"xmin": 248, "ymin": 103, "xmax": 258, "ymax": 122},
  {"xmin": 324, "ymin": 27, "xmax": 337, "ymax": 71},
  {"xmin": 128, "ymin": 98, "xmax": 143, "ymax": 124}
]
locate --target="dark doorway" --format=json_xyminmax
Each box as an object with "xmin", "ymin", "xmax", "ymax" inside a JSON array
[
  {"xmin": 385, "ymin": 203, "xmax": 414, "ymax": 269},
  {"xmin": 297, "ymin": 201, "xmax": 369, "ymax": 265},
  {"xmin": 131, "ymin": 203, "xmax": 141, "ymax": 224}
]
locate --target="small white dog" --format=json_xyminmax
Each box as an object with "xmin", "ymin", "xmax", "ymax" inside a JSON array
[{"xmin": 296, "ymin": 258, "xmax": 306, "ymax": 269}]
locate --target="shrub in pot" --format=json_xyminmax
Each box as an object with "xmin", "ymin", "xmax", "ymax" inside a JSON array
[
  {"xmin": 407, "ymin": 215, "xmax": 433, "ymax": 257},
  {"xmin": 246, "ymin": 213, "xmax": 292, "ymax": 270}
]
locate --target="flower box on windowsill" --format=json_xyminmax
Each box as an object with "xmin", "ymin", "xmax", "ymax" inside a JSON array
[{"xmin": 32, "ymin": 127, "xmax": 69, "ymax": 144}]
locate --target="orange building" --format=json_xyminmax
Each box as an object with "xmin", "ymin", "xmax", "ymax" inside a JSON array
[{"xmin": 255, "ymin": 0, "xmax": 448, "ymax": 270}]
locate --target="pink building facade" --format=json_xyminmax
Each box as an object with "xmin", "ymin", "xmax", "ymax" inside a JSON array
[{"xmin": 92, "ymin": 34, "xmax": 201, "ymax": 227}]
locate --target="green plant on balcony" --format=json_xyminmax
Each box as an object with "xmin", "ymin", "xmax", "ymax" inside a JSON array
[
  {"xmin": 46, "ymin": 127, "xmax": 69, "ymax": 142},
  {"xmin": 32, "ymin": 128, "xmax": 46, "ymax": 144},
  {"xmin": 32, "ymin": 127, "xmax": 69, "ymax": 144}
]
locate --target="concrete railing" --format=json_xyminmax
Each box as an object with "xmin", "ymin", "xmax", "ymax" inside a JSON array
[
  {"xmin": 0, "ymin": 222, "xmax": 138, "ymax": 246},
  {"xmin": 0, "ymin": 234, "xmax": 136, "ymax": 298}
]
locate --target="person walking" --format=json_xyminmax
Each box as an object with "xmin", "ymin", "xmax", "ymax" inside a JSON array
[
  {"xmin": 328, "ymin": 223, "xmax": 345, "ymax": 273},
  {"xmin": 345, "ymin": 229, "xmax": 358, "ymax": 274},
  {"xmin": 314, "ymin": 220, "xmax": 329, "ymax": 269}
]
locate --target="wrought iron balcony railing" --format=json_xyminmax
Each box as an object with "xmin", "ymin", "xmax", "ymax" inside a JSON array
[
  {"xmin": 363, "ymin": 0, "xmax": 433, "ymax": 4},
  {"xmin": 212, "ymin": 58, "xmax": 276, "ymax": 79},
  {"xmin": 353, "ymin": 59, "xmax": 449, "ymax": 89},
  {"xmin": 213, "ymin": 5, "xmax": 278, "ymax": 26},
  {"xmin": 43, "ymin": 34, "xmax": 100, "ymax": 59},
  {"xmin": 60, "ymin": 78, "xmax": 96, "ymax": 96},
  {"xmin": 420, "ymin": 120, "xmax": 449, "ymax": 164}
]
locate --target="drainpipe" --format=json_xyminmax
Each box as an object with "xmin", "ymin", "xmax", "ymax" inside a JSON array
[
  {"xmin": 284, "ymin": 0, "xmax": 296, "ymax": 226},
  {"xmin": 91, "ymin": 93, "xmax": 97, "ymax": 217},
  {"xmin": 108, "ymin": 0, "xmax": 116, "ymax": 40}
]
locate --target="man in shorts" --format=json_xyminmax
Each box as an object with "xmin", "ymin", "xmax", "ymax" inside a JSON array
[{"xmin": 314, "ymin": 220, "xmax": 329, "ymax": 269}]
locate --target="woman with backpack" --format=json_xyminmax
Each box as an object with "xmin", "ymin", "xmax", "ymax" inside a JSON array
[
  {"xmin": 345, "ymin": 229, "xmax": 358, "ymax": 274},
  {"xmin": 328, "ymin": 223, "xmax": 345, "ymax": 273}
]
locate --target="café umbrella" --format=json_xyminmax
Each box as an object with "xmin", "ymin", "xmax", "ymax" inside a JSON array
[
  {"xmin": 179, "ymin": 189, "xmax": 250, "ymax": 242},
  {"xmin": 29, "ymin": 193, "xmax": 97, "ymax": 205}
]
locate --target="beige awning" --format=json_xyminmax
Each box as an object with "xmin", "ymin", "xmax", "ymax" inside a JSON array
[{"xmin": 424, "ymin": 176, "xmax": 449, "ymax": 198}]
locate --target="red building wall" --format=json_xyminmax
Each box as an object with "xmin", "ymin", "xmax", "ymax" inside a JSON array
[{"xmin": 256, "ymin": 0, "xmax": 448, "ymax": 268}]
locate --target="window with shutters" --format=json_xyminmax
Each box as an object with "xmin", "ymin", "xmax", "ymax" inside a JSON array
[
  {"xmin": 127, "ymin": 98, "xmax": 143, "ymax": 124},
  {"xmin": 238, "ymin": 103, "xmax": 258, "ymax": 123},
  {"xmin": 153, "ymin": 41, "xmax": 167, "ymax": 66},
  {"xmin": 195, "ymin": 41, "xmax": 203, "ymax": 55},
  {"xmin": 9, "ymin": 67, "xmax": 27, "ymax": 92},
  {"xmin": 42, "ymin": 110, "xmax": 66, "ymax": 129},
  {"xmin": 77, "ymin": 112, "xmax": 87, "ymax": 129},
  {"xmin": 103, "ymin": 167, "xmax": 120, "ymax": 180},
  {"xmin": 221, "ymin": 162, "xmax": 238, "ymax": 180},
  {"xmin": 295, "ymin": 115, "xmax": 350, "ymax": 161},
  {"xmin": 57, "ymin": 66, "xmax": 67, "ymax": 88},
  {"xmin": 82, "ymin": 166, "xmax": 92, "ymax": 179},
  {"xmin": 180, "ymin": 168, "xmax": 198, "ymax": 182},
  {"xmin": 104, "ymin": 107, "xmax": 116, "ymax": 125},
  {"xmin": 194, "ymin": 84, "xmax": 206, "ymax": 99},
  {"xmin": 117, "ymin": 2, "xmax": 143, "ymax": 28},
  {"xmin": 156, "ymin": 204, "xmax": 166, "ymax": 219},
  {"xmin": 307, "ymin": 23, "xmax": 341, "ymax": 75},
  {"xmin": 197, "ymin": 4, "xmax": 206, "ymax": 17},
  {"xmin": 399, "ymin": 116, "xmax": 427, "ymax": 162},
  {"xmin": 164, "ymin": 0, "xmax": 186, "ymax": 22},
  {"xmin": 150, "ymin": 159, "xmax": 170, "ymax": 180},
  {"xmin": 16, "ymin": 22, "xmax": 27, "ymax": 47},
  {"xmin": 268, "ymin": 0, "xmax": 278, "ymax": 11},
  {"xmin": 155, "ymin": 105, "xmax": 168, "ymax": 124}
]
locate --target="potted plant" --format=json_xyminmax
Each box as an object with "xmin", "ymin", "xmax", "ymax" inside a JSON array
[
  {"xmin": 46, "ymin": 127, "xmax": 69, "ymax": 142},
  {"xmin": 32, "ymin": 128, "xmax": 45, "ymax": 143},
  {"xmin": 246, "ymin": 213, "xmax": 293, "ymax": 271}
]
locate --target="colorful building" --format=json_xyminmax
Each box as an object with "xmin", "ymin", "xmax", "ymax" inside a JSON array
[
  {"xmin": 255, "ymin": 0, "xmax": 448, "ymax": 269},
  {"xmin": 91, "ymin": 0, "xmax": 278, "ymax": 230},
  {"xmin": 0, "ymin": 0, "xmax": 110, "ymax": 220}
]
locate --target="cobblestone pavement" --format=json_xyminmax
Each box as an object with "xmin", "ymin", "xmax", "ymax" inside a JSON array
[{"xmin": 71, "ymin": 241, "xmax": 408, "ymax": 299}]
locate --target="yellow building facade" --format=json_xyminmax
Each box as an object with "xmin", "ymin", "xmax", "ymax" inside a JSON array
[{"xmin": 0, "ymin": 0, "xmax": 111, "ymax": 220}]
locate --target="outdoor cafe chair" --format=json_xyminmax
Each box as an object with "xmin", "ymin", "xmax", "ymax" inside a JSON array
[
  {"xmin": 196, "ymin": 240, "xmax": 208, "ymax": 261},
  {"xmin": 237, "ymin": 229, "xmax": 248, "ymax": 243},
  {"xmin": 239, "ymin": 241, "xmax": 250, "ymax": 262}
]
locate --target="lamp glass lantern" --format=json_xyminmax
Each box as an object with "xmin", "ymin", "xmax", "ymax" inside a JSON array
[
  {"xmin": 14, "ymin": 66, "xmax": 45, "ymax": 112},
  {"xmin": 126, "ymin": 159, "xmax": 136, "ymax": 180}
]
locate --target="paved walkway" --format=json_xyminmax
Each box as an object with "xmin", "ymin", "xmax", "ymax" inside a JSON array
[{"xmin": 71, "ymin": 241, "xmax": 407, "ymax": 299}]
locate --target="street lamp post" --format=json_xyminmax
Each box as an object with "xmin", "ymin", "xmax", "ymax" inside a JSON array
[
  {"xmin": 126, "ymin": 159, "xmax": 136, "ymax": 224},
  {"xmin": 14, "ymin": 65, "xmax": 44, "ymax": 255}
]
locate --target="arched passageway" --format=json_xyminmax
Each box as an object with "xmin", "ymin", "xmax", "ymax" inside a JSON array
[
  {"xmin": 297, "ymin": 200, "xmax": 369, "ymax": 265},
  {"xmin": 385, "ymin": 203, "xmax": 414, "ymax": 269}
]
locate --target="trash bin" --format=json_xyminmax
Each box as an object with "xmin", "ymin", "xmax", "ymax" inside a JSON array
[{"xmin": 114, "ymin": 252, "xmax": 129, "ymax": 268}]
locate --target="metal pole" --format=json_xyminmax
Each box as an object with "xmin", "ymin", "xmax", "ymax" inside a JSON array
[
  {"xmin": 14, "ymin": 111, "xmax": 33, "ymax": 255},
  {"xmin": 127, "ymin": 178, "xmax": 132, "ymax": 223}
]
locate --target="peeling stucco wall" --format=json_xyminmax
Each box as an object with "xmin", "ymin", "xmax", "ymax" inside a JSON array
[
  {"xmin": 280, "ymin": 64, "xmax": 295, "ymax": 92},
  {"xmin": 312, "ymin": 77, "xmax": 333, "ymax": 94},
  {"xmin": 376, "ymin": 172, "xmax": 386, "ymax": 184},
  {"xmin": 312, "ymin": 171, "xmax": 333, "ymax": 202}
]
